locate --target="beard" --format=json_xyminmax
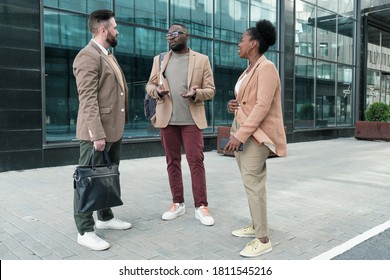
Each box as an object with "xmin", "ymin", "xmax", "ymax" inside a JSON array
[
  {"xmin": 106, "ymin": 33, "xmax": 118, "ymax": 48},
  {"xmin": 169, "ymin": 41, "xmax": 186, "ymax": 52}
]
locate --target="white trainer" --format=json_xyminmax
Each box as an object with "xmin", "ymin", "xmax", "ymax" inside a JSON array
[
  {"xmin": 195, "ymin": 206, "xmax": 215, "ymax": 226},
  {"xmin": 162, "ymin": 203, "xmax": 185, "ymax": 220},
  {"xmin": 77, "ymin": 232, "xmax": 110, "ymax": 251},
  {"xmin": 232, "ymin": 225, "xmax": 256, "ymax": 237},
  {"xmin": 95, "ymin": 218, "xmax": 132, "ymax": 230},
  {"xmin": 240, "ymin": 238, "xmax": 272, "ymax": 257}
]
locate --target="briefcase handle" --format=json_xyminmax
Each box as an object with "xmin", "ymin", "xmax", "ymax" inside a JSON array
[{"xmin": 89, "ymin": 148, "xmax": 113, "ymax": 168}]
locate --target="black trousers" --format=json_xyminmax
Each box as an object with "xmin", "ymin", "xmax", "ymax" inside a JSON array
[{"xmin": 73, "ymin": 139, "xmax": 122, "ymax": 235}]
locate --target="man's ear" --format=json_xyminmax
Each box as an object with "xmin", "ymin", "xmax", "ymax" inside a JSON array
[{"xmin": 98, "ymin": 24, "xmax": 106, "ymax": 36}]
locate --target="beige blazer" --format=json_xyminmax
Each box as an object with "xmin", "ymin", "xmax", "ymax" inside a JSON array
[
  {"xmin": 73, "ymin": 40, "xmax": 128, "ymax": 142},
  {"xmin": 234, "ymin": 55, "xmax": 287, "ymax": 157},
  {"xmin": 145, "ymin": 49, "xmax": 215, "ymax": 129}
]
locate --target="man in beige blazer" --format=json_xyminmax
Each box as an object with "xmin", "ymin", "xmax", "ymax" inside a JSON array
[
  {"xmin": 73, "ymin": 10, "xmax": 131, "ymax": 251},
  {"xmin": 145, "ymin": 23, "xmax": 216, "ymax": 226}
]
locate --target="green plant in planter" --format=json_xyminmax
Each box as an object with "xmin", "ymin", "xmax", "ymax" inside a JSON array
[
  {"xmin": 298, "ymin": 103, "xmax": 314, "ymax": 120},
  {"xmin": 365, "ymin": 102, "xmax": 390, "ymax": 122}
]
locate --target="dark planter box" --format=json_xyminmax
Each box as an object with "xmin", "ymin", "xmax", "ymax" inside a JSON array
[
  {"xmin": 216, "ymin": 126, "xmax": 234, "ymax": 156},
  {"xmin": 355, "ymin": 121, "xmax": 390, "ymax": 141}
]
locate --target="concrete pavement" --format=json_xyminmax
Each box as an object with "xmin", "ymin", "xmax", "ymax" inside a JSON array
[{"xmin": 0, "ymin": 137, "xmax": 390, "ymax": 260}]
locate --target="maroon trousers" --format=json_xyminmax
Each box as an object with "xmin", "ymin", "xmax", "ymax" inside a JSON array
[{"xmin": 160, "ymin": 125, "xmax": 208, "ymax": 207}]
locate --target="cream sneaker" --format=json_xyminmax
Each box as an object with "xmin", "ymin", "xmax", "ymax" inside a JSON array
[
  {"xmin": 195, "ymin": 206, "xmax": 215, "ymax": 226},
  {"xmin": 95, "ymin": 218, "xmax": 132, "ymax": 230},
  {"xmin": 240, "ymin": 238, "xmax": 272, "ymax": 257},
  {"xmin": 77, "ymin": 232, "xmax": 110, "ymax": 251},
  {"xmin": 232, "ymin": 225, "xmax": 255, "ymax": 237},
  {"xmin": 162, "ymin": 203, "xmax": 185, "ymax": 220}
]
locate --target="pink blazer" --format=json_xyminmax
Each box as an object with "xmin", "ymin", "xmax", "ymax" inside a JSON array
[
  {"xmin": 234, "ymin": 55, "xmax": 287, "ymax": 157},
  {"xmin": 145, "ymin": 49, "xmax": 215, "ymax": 129}
]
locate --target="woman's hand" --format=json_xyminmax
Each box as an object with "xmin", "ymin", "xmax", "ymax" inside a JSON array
[
  {"xmin": 227, "ymin": 99, "xmax": 240, "ymax": 113},
  {"xmin": 224, "ymin": 135, "xmax": 243, "ymax": 152}
]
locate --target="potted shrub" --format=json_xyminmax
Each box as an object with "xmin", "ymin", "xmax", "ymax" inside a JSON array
[
  {"xmin": 355, "ymin": 102, "xmax": 390, "ymax": 141},
  {"xmin": 295, "ymin": 103, "xmax": 314, "ymax": 127}
]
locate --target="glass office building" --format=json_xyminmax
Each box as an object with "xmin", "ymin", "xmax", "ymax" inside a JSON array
[
  {"xmin": 43, "ymin": 0, "xmax": 278, "ymax": 143},
  {"xmin": 1, "ymin": 0, "xmax": 389, "ymax": 171}
]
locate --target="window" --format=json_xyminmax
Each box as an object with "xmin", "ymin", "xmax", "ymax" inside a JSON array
[
  {"xmin": 319, "ymin": 42, "xmax": 328, "ymax": 56},
  {"xmin": 295, "ymin": 0, "xmax": 315, "ymax": 57},
  {"xmin": 294, "ymin": 2, "xmax": 356, "ymax": 129}
]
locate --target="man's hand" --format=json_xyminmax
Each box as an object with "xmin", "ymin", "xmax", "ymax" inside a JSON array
[
  {"xmin": 94, "ymin": 139, "xmax": 106, "ymax": 151},
  {"xmin": 156, "ymin": 84, "xmax": 170, "ymax": 96},
  {"xmin": 181, "ymin": 85, "xmax": 198, "ymax": 98}
]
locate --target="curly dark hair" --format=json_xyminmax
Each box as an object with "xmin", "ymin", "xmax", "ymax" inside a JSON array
[{"xmin": 247, "ymin": 19, "xmax": 277, "ymax": 54}]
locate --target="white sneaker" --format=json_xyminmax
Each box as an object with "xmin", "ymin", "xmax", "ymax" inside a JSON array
[
  {"xmin": 95, "ymin": 218, "xmax": 132, "ymax": 230},
  {"xmin": 77, "ymin": 232, "xmax": 110, "ymax": 251},
  {"xmin": 162, "ymin": 203, "xmax": 185, "ymax": 220},
  {"xmin": 240, "ymin": 238, "xmax": 272, "ymax": 257},
  {"xmin": 195, "ymin": 206, "xmax": 215, "ymax": 226},
  {"xmin": 232, "ymin": 225, "xmax": 256, "ymax": 237}
]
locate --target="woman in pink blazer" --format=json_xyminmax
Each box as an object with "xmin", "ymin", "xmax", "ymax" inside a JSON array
[{"xmin": 225, "ymin": 19, "xmax": 287, "ymax": 258}]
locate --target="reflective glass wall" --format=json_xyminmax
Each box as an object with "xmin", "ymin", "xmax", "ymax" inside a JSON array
[
  {"xmin": 294, "ymin": 0, "xmax": 356, "ymax": 129},
  {"xmin": 43, "ymin": 0, "xmax": 279, "ymax": 144},
  {"xmin": 366, "ymin": 25, "xmax": 390, "ymax": 106}
]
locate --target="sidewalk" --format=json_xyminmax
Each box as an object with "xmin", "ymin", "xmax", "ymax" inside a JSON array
[{"xmin": 0, "ymin": 137, "xmax": 389, "ymax": 260}]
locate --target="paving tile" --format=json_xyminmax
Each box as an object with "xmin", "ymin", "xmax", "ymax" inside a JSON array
[{"xmin": 0, "ymin": 138, "xmax": 390, "ymax": 260}]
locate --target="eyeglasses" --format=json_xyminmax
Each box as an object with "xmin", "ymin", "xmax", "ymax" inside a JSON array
[{"xmin": 166, "ymin": 31, "xmax": 187, "ymax": 38}]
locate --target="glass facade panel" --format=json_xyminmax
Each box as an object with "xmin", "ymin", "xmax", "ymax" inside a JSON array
[
  {"xmin": 366, "ymin": 70, "xmax": 381, "ymax": 105},
  {"xmin": 317, "ymin": 8, "xmax": 337, "ymax": 62},
  {"xmin": 381, "ymin": 31, "xmax": 390, "ymax": 73},
  {"xmin": 367, "ymin": 25, "xmax": 381, "ymax": 46},
  {"xmin": 336, "ymin": 65, "xmax": 353, "ymax": 126},
  {"xmin": 45, "ymin": 0, "xmax": 112, "ymax": 13},
  {"xmin": 115, "ymin": 0, "xmax": 135, "ymax": 23},
  {"xmin": 213, "ymin": 40, "xmax": 243, "ymax": 128},
  {"xmin": 338, "ymin": 0, "xmax": 354, "ymax": 15},
  {"xmin": 250, "ymin": 0, "xmax": 278, "ymax": 52},
  {"xmin": 316, "ymin": 62, "xmax": 336, "ymax": 126},
  {"xmin": 171, "ymin": 0, "xmax": 213, "ymax": 38},
  {"xmin": 86, "ymin": 0, "xmax": 112, "ymax": 13},
  {"xmin": 44, "ymin": 9, "xmax": 88, "ymax": 142},
  {"xmin": 116, "ymin": 0, "xmax": 168, "ymax": 29},
  {"xmin": 294, "ymin": 1, "xmax": 356, "ymax": 130},
  {"xmin": 215, "ymin": 0, "xmax": 248, "ymax": 42},
  {"xmin": 381, "ymin": 73, "xmax": 390, "ymax": 105},
  {"xmin": 44, "ymin": 10, "xmax": 60, "ymax": 46},
  {"xmin": 295, "ymin": 57, "xmax": 315, "ymax": 128},
  {"xmin": 59, "ymin": 0, "xmax": 87, "ymax": 13},
  {"xmin": 295, "ymin": 0, "xmax": 315, "ymax": 57},
  {"xmin": 361, "ymin": 0, "xmax": 390, "ymax": 9},
  {"xmin": 43, "ymin": 0, "xmax": 279, "ymax": 144},
  {"xmin": 338, "ymin": 15, "xmax": 354, "ymax": 64},
  {"xmin": 366, "ymin": 26, "xmax": 390, "ymax": 108},
  {"xmin": 317, "ymin": 0, "xmax": 338, "ymax": 12},
  {"xmin": 189, "ymin": 37, "xmax": 213, "ymax": 62},
  {"xmin": 214, "ymin": 41, "xmax": 245, "ymax": 68},
  {"xmin": 250, "ymin": 0, "xmax": 277, "ymax": 24}
]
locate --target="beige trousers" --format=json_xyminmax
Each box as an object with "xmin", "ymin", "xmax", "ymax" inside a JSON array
[{"xmin": 232, "ymin": 119, "xmax": 270, "ymax": 238}]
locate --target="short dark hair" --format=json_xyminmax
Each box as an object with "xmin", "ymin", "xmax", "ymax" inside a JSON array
[
  {"xmin": 88, "ymin": 10, "xmax": 115, "ymax": 34},
  {"xmin": 170, "ymin": 23, "xmax": 188, "ymax": 32},
  {"xmin": 247, "ymin": 19, "xmax": 277, "ymax": 54}
]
